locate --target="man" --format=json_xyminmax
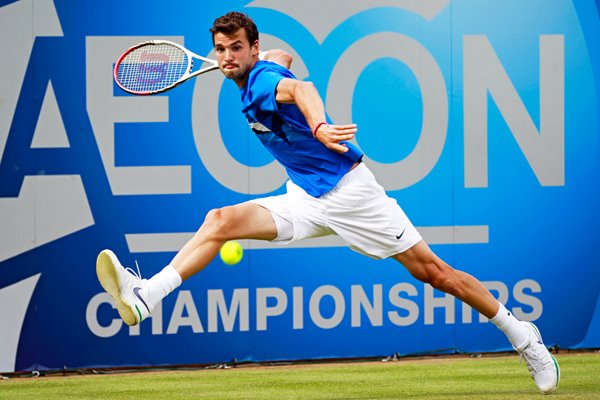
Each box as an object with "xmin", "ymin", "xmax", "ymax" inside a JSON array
[{"xmin": 97, "ymin": 11, "xmax": 559, "ymax": 394}]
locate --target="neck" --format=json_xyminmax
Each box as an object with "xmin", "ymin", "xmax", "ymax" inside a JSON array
[{"xmin": 234, "ymin": 76, "xmax": 247, "ymax": 88}]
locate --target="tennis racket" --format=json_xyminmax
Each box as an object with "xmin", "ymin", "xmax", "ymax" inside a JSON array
[{"xmin": 113, "ymin": 40, "xmax": 219, "ymax": 95}]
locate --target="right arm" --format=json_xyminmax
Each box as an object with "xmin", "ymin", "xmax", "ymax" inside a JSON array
[
  {"xmin": 257, "ymin": 50, "xmax": 357, "ymax": 153},
  {"xmin": 275, "ymin": 79, "xmax": 357, "ymax": 154}
]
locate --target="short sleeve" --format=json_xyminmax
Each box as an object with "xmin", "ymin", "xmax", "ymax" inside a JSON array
[{"xmin": 246, "ymin": 66, "xmax": 285, "ymax": 113}]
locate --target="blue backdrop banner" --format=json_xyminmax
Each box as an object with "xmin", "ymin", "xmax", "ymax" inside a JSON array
[{"xmin": 0, "ymin": 0, "xmax": 599, "ymax": 372}]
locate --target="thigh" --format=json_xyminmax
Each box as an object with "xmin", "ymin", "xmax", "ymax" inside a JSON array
[
  {"xmin": 250, "ymin": 181, "xmax": 332, "ymax": 243},
  {"xmin": 221, "ymin": 201, "xmax": 279, "ymax": 241}
]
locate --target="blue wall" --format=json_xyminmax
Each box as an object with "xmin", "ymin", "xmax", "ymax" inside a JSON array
[{"xmin": 0, "ymin": 0, "xmax": 598, "ymax": 372}]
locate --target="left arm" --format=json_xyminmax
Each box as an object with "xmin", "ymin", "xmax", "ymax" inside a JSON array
[
  {"xmin": 260, "ymin": 49, "xmax": 293, "ymax": 69},
  {"xmin": 275, "ymin": 79, "xmax": 357, "ymax": 154}
]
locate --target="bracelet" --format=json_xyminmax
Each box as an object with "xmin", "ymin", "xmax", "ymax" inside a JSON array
[{"xmin": 312, "ymin": 121, "xmax": 328, "ymax": 138}]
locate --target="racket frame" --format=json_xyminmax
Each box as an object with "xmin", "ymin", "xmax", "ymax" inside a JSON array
[{"xmin": 113, "ymin": 40, "xmax": 219, "ymax": 95}]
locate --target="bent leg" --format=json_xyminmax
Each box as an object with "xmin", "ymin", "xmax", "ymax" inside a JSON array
[
  {"xmin": 392, "ymin": 240, "xmax": 499, "ymax": 318},
  {"xmin": 170, "ymin": 202, "xmax": 277, "ymax": 280}
]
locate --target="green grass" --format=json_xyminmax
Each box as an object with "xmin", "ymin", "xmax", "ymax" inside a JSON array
[{"xmin": 1, "ymin": 353, "xmax": 598, "ymax": 399}]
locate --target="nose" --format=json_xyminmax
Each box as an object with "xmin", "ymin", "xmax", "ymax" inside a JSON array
[{"xmin": 223, "ymin": 48, "xmax": 234, "ymax": 61}]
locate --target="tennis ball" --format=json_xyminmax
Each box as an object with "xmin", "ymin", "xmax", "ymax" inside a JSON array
[{"xmin": 219, "ymin": 241, "xmax": 243, "ymax": 265}]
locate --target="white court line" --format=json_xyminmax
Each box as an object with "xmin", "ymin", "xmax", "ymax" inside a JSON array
[{"xmin": 125, "ymin": 226, "xmax": 489, "ymax": 253}]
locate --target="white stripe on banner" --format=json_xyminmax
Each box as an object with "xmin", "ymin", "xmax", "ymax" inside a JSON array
[{"xmin": 125, "ymin": 225, "xmax": 489, "ymax": 253}]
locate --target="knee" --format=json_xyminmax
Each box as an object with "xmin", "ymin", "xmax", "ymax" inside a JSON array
[{"xmin": 199, "ymin": 207, "xmax": 237, "ymax": 240}]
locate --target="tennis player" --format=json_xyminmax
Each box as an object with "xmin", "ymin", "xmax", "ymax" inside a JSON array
[{"xmin": 97, "ymin": 11, "xmax": 559, "ymax": 394}]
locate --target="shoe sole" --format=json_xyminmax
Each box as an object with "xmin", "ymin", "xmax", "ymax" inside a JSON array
[
  {"xmin": 96, "ymin": 250, "xmax": 139, "ymax": 326},
  {"xmin": 528, "ymin": 322, "xmax": 561, "ymax": 394}
]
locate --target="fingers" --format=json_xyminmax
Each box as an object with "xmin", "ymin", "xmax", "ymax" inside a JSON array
[
  {"xmin": 329, "ymin": 131, "xmax": 356, "ymax": 143},
  {"xmin": 333, "ymin": 134, "xmax": 356, "ymax": 143},
  {"xmin": 331, "ymin": 123, "xmax": 357, "ymax": 130},
  {"xmin": 314, "ymin": 123, "xmax": 357, "ymax": 153},
  {"xmin": 329, "ymin": 124, "xmax": 357, "ymax": 134},
  {"xmin": 324, "ymin": 141, "xmax": 348, "ymax": 153},
  {"xmin": 330, "ymin": 143, "xmax": 349, "ymax": 153},
  {"xmin": 324, "ymin": 132, "xmax": 352, "ymax": 154},
  {"xmin": 318, "ymin": 123, "xmax": 357, "ymax": 133},
  {"xmin": 320, "ymin": 124, "xmax": 357, "ymax": 139}
]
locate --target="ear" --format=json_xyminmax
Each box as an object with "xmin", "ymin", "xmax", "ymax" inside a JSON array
[{"xmin": 252, "ymin": 40, "xmax": 260, "ymax": 56}]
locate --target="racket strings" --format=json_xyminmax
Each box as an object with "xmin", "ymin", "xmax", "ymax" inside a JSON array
[{"xmin": 116, "ymin": 44, "xmax": 190, "ymax": 93}]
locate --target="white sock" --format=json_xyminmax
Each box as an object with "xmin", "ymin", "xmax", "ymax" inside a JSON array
[
  {"xmin": 490, "ymin": 302, "xmax": 530, "ymax": 349},
  {"xmin": 146, "ymin": 265, "xmax": 182, "ymax": 309}
]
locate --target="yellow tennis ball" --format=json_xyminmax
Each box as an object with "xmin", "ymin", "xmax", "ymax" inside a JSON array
[{"xmin": 219, "ymin": 241, "xmax": 243, "ymax": 265}]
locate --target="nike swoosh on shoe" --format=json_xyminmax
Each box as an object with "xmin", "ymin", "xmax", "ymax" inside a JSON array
[{"xmin": 133, "ymin": 287, "xmax": 151, "ymax": 313}]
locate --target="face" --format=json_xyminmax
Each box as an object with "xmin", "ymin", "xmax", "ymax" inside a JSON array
[{"xmin": 213, "ymin": 28, "xmax": 259, "ymax": 86}]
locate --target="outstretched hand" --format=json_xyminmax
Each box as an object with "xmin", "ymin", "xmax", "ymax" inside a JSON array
[{"xmin": 314, "ymin": 124, "xmax": 357, "ymax": 153}]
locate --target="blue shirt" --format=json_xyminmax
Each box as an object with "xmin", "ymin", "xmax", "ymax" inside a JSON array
[{"xmin": 240, "ymin": 61, "xmax": 363, "ymax": 197}]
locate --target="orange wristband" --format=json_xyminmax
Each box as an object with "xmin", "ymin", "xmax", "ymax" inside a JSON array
[{"xmin": 312, "ymin": 122, "xmax": 328, "ymax": 138}]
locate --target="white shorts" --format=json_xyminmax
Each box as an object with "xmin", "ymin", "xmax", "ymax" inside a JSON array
[{"xmin": 249, "ymin": 163, "xmax": 422, "ymax": 259}]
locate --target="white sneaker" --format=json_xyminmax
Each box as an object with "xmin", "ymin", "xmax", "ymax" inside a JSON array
[
  {"xmin": 516, "ymin": 322, "xmax": 560, "ymax": 394},
  {"xmin": 96, "ymin": 249, "xmax": 151, "ymax": 326}
]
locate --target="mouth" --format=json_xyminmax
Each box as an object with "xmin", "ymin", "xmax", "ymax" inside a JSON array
[{"xmin": 223, "ymin": 64, "xmax": 237, "ymax": 70}]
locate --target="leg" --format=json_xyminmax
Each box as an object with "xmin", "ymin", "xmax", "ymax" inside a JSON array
[
  {"xmin": 96, "ymin": 202, "xmax": 277, "ymax": 325},
  {"xmin": 171, "ymin": 202, "xmax": 277, "ymax": 280},
  {"xmin": 392, "ymin": 240, "xmax": 559, "ymax": 393},
  {"xmin": 392, "ymin": 240, "xmax": 499, "ymax": 318},
  {"xmin": 317, "ymin": 162, "xmax": 558, "ymax": 393}
]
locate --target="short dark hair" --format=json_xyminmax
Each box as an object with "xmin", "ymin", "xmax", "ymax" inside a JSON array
[{"xmin": 210, "ymin": 12, "xmax": 259, "ymax": 45}]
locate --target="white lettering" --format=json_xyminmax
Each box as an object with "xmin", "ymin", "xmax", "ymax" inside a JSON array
[
  {"xmin": 86, "ymin": 280, "xmax": 545, "ymax": 337},
  {"xmin": 464, "ymin": 35, "xmax": 565, "ymax": 187},
  {"xmin": 256, "ymin": 288, "xmax": 288, "ymax": 331},
  {"xmin": 351, "ymin": 284, "xmax": 382, "ymax": 327},
  {"xmin": 293, "ymin": 286, "xmax": 304, "ymax": 330},
  {"xmin": 309, "ymin": 285, "xmax": 345, "ymax": 329},
  {"xmin": 513, "ymin": 279, "xmax": 543, "ymax": 321},
  {"xmin": 86, "ymin": 292, "xmax": 123, "ymax": 338},
  {"xmin": 207, "ymin": 289, "xmax": 249, "ymax": 332},
  {"xmin": 166, "ymin": 290, "xmax": 204, "ymax": 334},
  {"xmin": 388, "ymin": 283, "xmax": 419, "ymax": 326}
]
